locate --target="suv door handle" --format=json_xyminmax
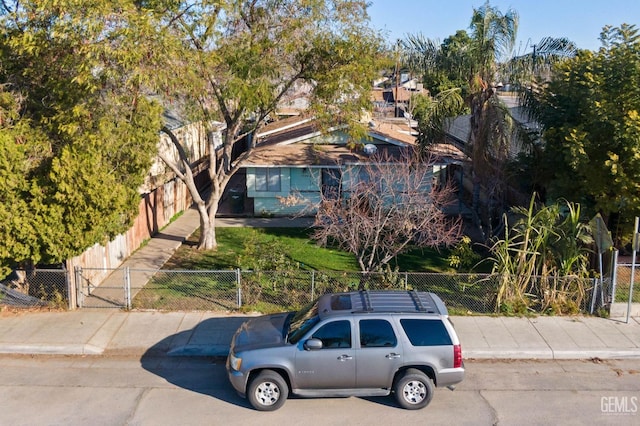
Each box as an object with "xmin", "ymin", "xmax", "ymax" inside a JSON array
[
  {"xmin": 386, "ymin": 353, "xmax": 401, "ymax": 359},
  {"xmin": 337, "ymin": 355, "xmax": 353, "ymax": 361}
]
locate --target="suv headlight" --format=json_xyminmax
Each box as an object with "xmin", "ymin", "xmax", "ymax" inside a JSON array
[{"xmin": 229, "ymin": 353, "xmax": 242, "ymax": 371}]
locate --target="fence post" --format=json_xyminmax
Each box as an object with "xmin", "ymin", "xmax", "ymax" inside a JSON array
[
  {"xmin": 404, "ymin": 272, "xmax": 408, "ymax": 290},
  {"xmin": 311, "ymin": 270, "xmax": 315, "ymax": 300},
  {"xmin": 124, "ymin": 267, "xmax": 131, "ymax": 310},
  {"xmin": 590, "ymin": 278, "xmax": 598, "ymax": 314},
  {"xmin": 75, "ymin": 267, "xmax": 83, "ymax": 308},
  {"xmin": 65, "ymin": 268, "xmax": 72, "ymax": 310},
  {"xmin": 610, "ymin": 249, "xmax": 619, "ymax": 304},
  {"xmin": 237, "ymin": 268, "xmax": 242, "ymax": 308}
]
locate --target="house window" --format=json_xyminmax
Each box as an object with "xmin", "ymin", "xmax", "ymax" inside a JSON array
[
  {"xmin": 322, "ymin": 168, "xmax": 341, "ymax": 199},
  {"xmin": 255, "ymin": 168, "xmax": 281, "ymax": 192}
]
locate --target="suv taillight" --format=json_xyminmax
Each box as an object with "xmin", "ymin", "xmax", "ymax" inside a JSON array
[{"xmin": 453, "ymin": 344, "xmax": 462, "ymax": 368}]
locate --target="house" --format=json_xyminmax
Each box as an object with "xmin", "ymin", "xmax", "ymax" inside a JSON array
[
  {"xmin": 443, "ymin": 93, "xmax": 539, "ymax": 205},
  {"xmin": 234, "ymin": 116, "xmax": 466, "ymax": 217},
  {"xmin": 371, "ymin": 77, "xmax": 429, "ymax": 119},
  {"xmin": 443, "ymin": 93, "xmax": 540, "ymax": 156}
]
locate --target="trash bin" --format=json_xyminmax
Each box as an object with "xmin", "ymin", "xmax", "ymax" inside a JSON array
[{"xmin": 229, "ymin": 188, "xmax": 244, "ymax": 213}]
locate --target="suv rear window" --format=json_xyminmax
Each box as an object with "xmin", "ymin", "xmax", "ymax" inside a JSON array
[{"xmin": 400, "ymin": 319, "xmax": 452, "ymax": 346}]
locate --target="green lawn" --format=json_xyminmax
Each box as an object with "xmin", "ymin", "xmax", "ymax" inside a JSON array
[
  {"xmin": 163, "ymin": 226, "xmax": 455, "ymax": 273},
  {"xmin": 141, "ymin": 226, "xmax": 489, "ymax": 313}
]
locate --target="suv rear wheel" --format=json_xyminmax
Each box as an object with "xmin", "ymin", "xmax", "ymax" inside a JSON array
[
  {"xmin": 247, "ymin": 370, "xmax": 288, "ymax": 411},
  {"xmin": 394, "ymin": 368, "xmax": 434, "ymax": 409}
]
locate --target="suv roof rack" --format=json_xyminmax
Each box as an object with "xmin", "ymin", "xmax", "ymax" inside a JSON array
[{"xmin": 324, "ymin": 290, "xmax": 442, "ymax": 315}]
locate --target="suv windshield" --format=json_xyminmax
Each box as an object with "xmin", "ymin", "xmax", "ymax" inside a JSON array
[{"xmin": 287, "ymin": 299, "xmax": 321, "ymax": 344}]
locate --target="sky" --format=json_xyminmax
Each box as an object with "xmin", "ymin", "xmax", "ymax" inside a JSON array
[{"xmin": 367, "ymin": 0, "xmax": 639, "ymax": 52}]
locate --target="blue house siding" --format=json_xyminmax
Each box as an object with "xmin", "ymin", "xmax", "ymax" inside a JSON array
[
  {"xmin": 247, "ymin": 166, "xmax": 326, "ymax": 216},
  {"xmin": 241, "ymin": 120, "xmax": 463, "ymax": 217}
]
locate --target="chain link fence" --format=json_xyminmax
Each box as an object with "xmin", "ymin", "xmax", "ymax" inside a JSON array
[
  {"xmin": 124, "ymin": 269, "xmax": 499, "ymax": 314},
  {"xmin": 613, "ymin": 264, "xmax": 640, "ymax": 304},
  {"xmin": 1, "ymin": 266, "xmax": 607, "ymax": 315},
  {"xmin": 0, "ymin": 269, "xmax": 69, "ymax": 308},
  {"xmin": 127, "ymin": 270, "xmax": 592, "ymax": 314}
]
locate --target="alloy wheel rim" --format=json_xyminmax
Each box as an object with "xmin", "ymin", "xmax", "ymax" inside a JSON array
[
  {"xmin": 256, "ymin": 381, "xmax": 280, "ymax": 406},
  {"xmin": 402, "ymin": 380, "xmax": 426, "ymax": 404}
]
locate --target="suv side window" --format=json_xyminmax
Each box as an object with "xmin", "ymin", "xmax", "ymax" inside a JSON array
[
  {"xmin": 359, "ymin": 319, "xmax": 397, "ymax": 347},
  {"xmin": 400, "ymin": 319, "xmax": 452, "ymax": 346},
  {"xmin": 312, "ymin": 320, "xmax": 351, "ymax": 348}
]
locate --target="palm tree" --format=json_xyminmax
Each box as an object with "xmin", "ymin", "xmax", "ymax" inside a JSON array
[{"xmin": 402, "ymin": 1, "xmax": 576, "ymax": 240}]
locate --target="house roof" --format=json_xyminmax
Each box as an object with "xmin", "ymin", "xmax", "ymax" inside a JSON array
[
  {"xmin": 443, "ymin": 94, "xmax": 540, "ymax": 157},
  {"xmin": 368, "ymin": 120, "xmax": 417, "ymax": 146},
  {"xmin": 243, "ymin": 116, "xmax": 467, "ymax": 167},
  {"xmin": 370, "ymin": 87, "xmax": 428, "ymax": 104},
  {"xmin": 257, "ymin": 115, "xmax": 315, "ymax": 138},
  {"xmin": 242, "ymin": 141, "xmax": 408, "ymax": 167}
]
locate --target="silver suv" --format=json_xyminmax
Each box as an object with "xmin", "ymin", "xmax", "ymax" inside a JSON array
[{"xmin": 226, "ymin": 290, "xmax": 464, "ymax": 411}]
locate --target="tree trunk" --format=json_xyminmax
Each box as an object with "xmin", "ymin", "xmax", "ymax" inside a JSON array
[
  {"xmin": 198, "ymin": 191, "xmax": 220, "ymax": 250},
  {"xmin": 160, "ymin": 125, "xmax": 232, "ymax": 252}
]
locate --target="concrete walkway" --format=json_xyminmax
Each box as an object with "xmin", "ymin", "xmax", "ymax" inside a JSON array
[
  {"xmin": 0, "ymin": 309, "xmax": 638, "ymax": 359},
  {"xmin": 83, "ymin": 209, "xmax": 314, "ymax": 307},
  {"xmin": 1, "ymin": 208, "xmax": 639, "ymax": 359}
]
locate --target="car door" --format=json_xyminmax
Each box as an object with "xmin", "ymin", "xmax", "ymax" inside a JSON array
[
  {"xmin": 355, "ymin": 318, "xmax": 402, "ymax": 388},
  {"xmin": 294, "ymin": 319, "xmax": 356, "ymax": 390}
]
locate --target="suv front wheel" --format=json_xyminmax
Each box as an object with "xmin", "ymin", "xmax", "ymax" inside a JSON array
[
  {"xmin": 247, "ymin": 370, "xmax": 289, "ymax": 411},
  {"xmin": 394, "ymin": 368, "xmax": 434, "ymax": 410}
]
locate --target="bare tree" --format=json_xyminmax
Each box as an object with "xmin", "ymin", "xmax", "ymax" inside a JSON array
[{"xmin": 311, "ymin": 151, "xmax": 462, "ymax": 275}]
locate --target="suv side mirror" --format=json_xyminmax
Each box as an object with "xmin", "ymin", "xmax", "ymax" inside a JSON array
[{"xmin": 304, "ymin": 338, "xmax": 323, "ymax": 351}]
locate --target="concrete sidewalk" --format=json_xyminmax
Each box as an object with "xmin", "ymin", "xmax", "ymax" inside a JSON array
[
  {"xmin": 1, "ymin": 208, "xmax": 639, "ymax": 359},
  {"xmin": 0, "ymin": 309, "xmax": 638, "ymax": 359}
]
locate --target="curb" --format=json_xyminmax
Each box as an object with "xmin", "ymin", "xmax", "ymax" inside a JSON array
[{"xmin": 0, "ymin": 344, "xmax": 104, "ymax": 356}]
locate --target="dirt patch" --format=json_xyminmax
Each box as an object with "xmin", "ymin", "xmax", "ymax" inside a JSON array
[{"xmin": 0, "ymin": 305, "xmax": 66, "ymax": 317}]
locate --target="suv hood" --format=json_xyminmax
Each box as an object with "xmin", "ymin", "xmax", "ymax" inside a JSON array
[{"xmin": 231, "ymin": 312, "xmax": 292, "ymax": 352}]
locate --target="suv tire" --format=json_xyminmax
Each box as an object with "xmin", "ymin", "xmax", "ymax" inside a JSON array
[
  {"xmin": 394, "ymin": 368, "xmax": 434, "ymax": 410},
  {"xmin": 247, "ymin": 370, "xmax": 288, "ymax": 411}
]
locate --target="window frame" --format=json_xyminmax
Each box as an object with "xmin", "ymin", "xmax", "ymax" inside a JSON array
[{"xmin": 255, "ymin": 167, "xmax": 281, "ymax": 192}]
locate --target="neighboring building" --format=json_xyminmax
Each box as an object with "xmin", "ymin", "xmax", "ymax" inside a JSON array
[
  {"xmin": 442, "ymin": 93, "xmax": 538, "ymax": 217},
  {"xmin": 443, "ymin": 93, "xmax": 540, "ymax": 156},
  {"xmin": 237, "ymin": 116, "xmax": 466, "ymax": 217}
]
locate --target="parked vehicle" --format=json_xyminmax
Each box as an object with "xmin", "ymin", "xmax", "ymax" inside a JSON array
[{"xmin": 226, "ymin": 290, "xmax": 464, "ymax": 411}]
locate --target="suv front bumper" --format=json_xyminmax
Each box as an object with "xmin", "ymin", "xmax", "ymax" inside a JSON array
[{"xmin": 226, "ymin": 357, "xmax": 247, "ymax": 397}]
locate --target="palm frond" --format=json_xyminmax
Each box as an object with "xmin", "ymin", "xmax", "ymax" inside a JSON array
[{"xmin": 400, "ymin": 33, "xmax": 440, "ymax": 74}]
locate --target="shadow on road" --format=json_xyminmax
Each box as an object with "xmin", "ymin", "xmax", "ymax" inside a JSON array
[
  {"xmin": 139, "ymin": 316, "xmax": 251, "ymax": 409},
  {"xmin": 139, "ymin": 316, "xmax": 407, "ymax": 411}
]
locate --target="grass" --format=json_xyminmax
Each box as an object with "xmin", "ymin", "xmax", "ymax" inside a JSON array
[
  {"xmin": 615, "ymin": 283, "xmax": 640, "ymax": 304},
  {"xmin": 138, "ymin": 226, "xmax": 495, "ymax": 313},
  {"xmin": 163, "ymin": 226, "xmax": 456, "ymax": 273}
]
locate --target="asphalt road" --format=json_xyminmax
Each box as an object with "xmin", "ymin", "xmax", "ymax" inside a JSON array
[{"xmin": 0, "ymin": 355, "xmax": 638, "ymax": 426}]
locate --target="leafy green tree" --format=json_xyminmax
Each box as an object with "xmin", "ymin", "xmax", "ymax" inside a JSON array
[
  {"xmin": 0, "ymin": 1, "xmax": 164, "ymax": 278},
  {"xmin": 526, "ymin": 24, "xmax": 640, "ymax": 238},
  {"xmin": 411, "ymin": 88, "xmax": 465, "ymax": 150},
  {"xmin": 153, "ymin": 0, "xmax": 383, "ymax": 250}
]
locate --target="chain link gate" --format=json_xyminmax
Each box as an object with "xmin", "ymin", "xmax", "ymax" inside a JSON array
[{"xmin": 76, "ymin": 267, "xmax": 131, "ymax": 309}]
